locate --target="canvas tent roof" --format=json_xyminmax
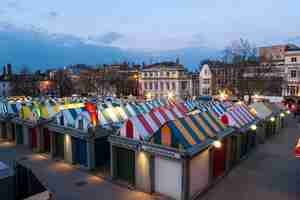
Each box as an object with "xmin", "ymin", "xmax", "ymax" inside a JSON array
[
  {"xmin": 152, "ymin": 111, "xmax": 231, "ymax": 150},
  {"xmin": 119, "ymin": 105, "xmax": 187, "ymax": 140},
  {"xmin": 224, "ymin": 103, "xmax": 256, "ymax": 129},
  {"xmin": 249, "ymin": 102, "xmax": 272, "ymax": 120}
]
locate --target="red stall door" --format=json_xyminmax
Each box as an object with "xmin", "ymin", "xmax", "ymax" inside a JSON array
[
  {"xmin": 212, "ymin": 139, "xmax": 227, "ymax": 179},
  {"xmin": 30, "ymin": 128, "xmax": 37, "ymax": 149}
]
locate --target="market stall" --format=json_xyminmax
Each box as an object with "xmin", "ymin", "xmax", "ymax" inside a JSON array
[
  {"xmin": 221, "ymin": 103, "xmax": 257, "ymax": 165},
  {"xmin": 249, "ymin": 102, "xmax": 273, "ymax": 143},
  {"xmin": 109, "ymin": 108, "xmax": 234, "ymax": 200}
]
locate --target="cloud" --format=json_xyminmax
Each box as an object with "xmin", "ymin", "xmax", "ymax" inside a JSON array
[
  {"xmin": 7, "ymin": 0, "xmax": 21, "ymax": 9},
  {"xmin": 48, "ymin": 11, "xmax": 59, "ymax": 18},
  {"xmin": 88, "ymin": 32, "xmax": 124, "ymax": 45}
]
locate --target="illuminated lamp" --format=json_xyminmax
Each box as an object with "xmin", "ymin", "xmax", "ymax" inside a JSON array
[
  {"xmin": 237, "ymin": 101, "xmax": 242, "ymax": 105},
  {"xmin": 168, "ymin": 92, "xmax": 174, "ymax": 100},
  {"xmin": 146, "ymin": 92, "xmax": 152, "ymax": 100},
  {"xmin": 250, "ymin": 124, "xmax": 257, "ymax": 131},
  {"xmin": 213, "ymin": 140, "xmax": 222, "ymax": 148},
  {"xmin": 270, "ymin": 117, "xmax": 275, "ymax": 122},
  {"xmin": 287, "ymin": 110, "xmax": 291, "ymax": 114},
  {"xmin": 250, "ymin": 108, "xmax": 257, "ymax": 116},
  {"xmin": 280, "ymin": 113, "xmax": 285, "ymax": 117}
]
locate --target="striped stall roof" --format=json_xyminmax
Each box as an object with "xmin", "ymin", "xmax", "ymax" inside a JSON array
[
  {"xmin": 152, "ymin": 111, "xmax": 229, "ymax": 149},
  {"xmin": 249, "ymin": 102, "xmax": 272, "ymax": 120},
  {"xmin": 97, "ymin": 99, "xmax": 176, "ymax": 126},
  {"xmin": 119, "ymin": 105, "xmax": 187, "ymax": 140},
  {"xmin": 224, "ymin": 103, "xmax": 256, "ymax": 128}
]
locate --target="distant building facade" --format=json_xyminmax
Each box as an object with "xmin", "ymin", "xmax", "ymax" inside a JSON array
[
  {"xmin": 282, "ymin": 49, "xmax": 300, "ymax": 96},
  {"xmin": 139, "ymin": 61, "xmax": 192, "ymax": 100},
  {"xmin": 199, "ymin": 64, "xmax": 212, "ymax": 96}
]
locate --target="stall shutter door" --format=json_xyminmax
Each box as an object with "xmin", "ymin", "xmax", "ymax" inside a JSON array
[
  {"xmin": 43, "ymin": 128, "xmax": 51, "ymax": 153},
  {"xmin": 95, "ymin": 138, "xmax": 110, "ymax": 167},
  {"xmin": 16, "ymin": 124, "xmax": 23, "ymax": 144},
  {"xmin": 213, "ymin": 140, "xmax": 226, "ymax": 179},
  {"xmin": 12, "ymin": 123, "xmax": 16, "ymax": 141},
  {"xmin": 116, "ymin": 147, "xmax": 135, "ymax": 185},
  {"xmin": 2, "ymin": 122, "xmax": 7, "ymax": 139},
  {"xmin": 240, "ymin": 134, "xmax": 247, "ymax": 158},
  {"xmin": 30, "ymin": 128, "xmax": 37, "ymax": 149},
  {"xmin": 75, "ymin": 138, "xmax": 87, "ymax": 167},
  {"xmin": 230, "ymin": 136, "xmax": 239, "ymax": 166},
  {"xmin": 55, "ymin": 134, "xmax": 65, "ymax": 159},
  {"xmin": 155, "ymin": 156, "xmax": 182, "ymax": 200}
]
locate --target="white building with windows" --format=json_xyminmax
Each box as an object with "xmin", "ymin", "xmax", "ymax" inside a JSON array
[
  {"xmin": 199, "ymin": 64, "xmax": 212, "ymax": 96},
  {"xmin": 282, "ymin": 49, "xmax": 300, "ymax": 96},
  {"xmin": 139, "ymin": 62, "xmax": 192, "ymax": 100}
]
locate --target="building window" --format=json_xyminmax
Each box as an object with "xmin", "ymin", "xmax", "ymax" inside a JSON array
[
  {"xmin": 149, "ymin": 82, "xmax": 153, "ymax": 90},
  {"xmin": 160, "ymin": 82, "xmax": 164, "ymax": 90},
  {"xmin": 291, "ymin": 70, "xmax": 297, "ymax": 78},
  {"xmin": 204, "ymin": 69, "xmax": 208, "ymax": 75},
  {"xmin": 291, "ymin": 57, "xmax": 297, "ymax": 63},
  {"xmin": 144, "ymin": 82, "xmax": 148, "ymax": 89},
  {"xmin": 154, "ymin": 82, "xmax": 158, "ymax": 90},
  {"xmin": 166, "ymin": 72, "xmax": 170, "ymax": 77},
  {"xmin": 166, "ymin": 82, "xmax": 170, "ymax": 90},
  {"xmin": 203, "ymin": 79, "xmax": 210, "ymax": 84},
  {"xmin": 149, "ymin": 72, "xmax": 153, "ymax": 77},
  {"xmin": 172, "ymin": 82, "xmax": 176, "ymax": 90},
  {"xmin": 203, "ymin": 88, "xmax": 210, "ymax": 95},
  {"xmin": 181, "ymin": 81, "xmax": 187, "ymax": 90},
  {"xmin": 160, "ymin": 71, "xmax": 164, "ymax": 76},
  {"xmin": 143, "ymin": 72, "xmax": 146, "ymax": 77}
]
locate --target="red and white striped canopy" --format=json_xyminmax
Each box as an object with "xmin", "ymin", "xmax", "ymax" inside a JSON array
[{"xmin": 119, "ymin": 104, "xmax": 187, "ymax": 140}]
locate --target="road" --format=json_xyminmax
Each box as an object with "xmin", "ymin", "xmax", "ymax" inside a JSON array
[{"xmin": 199, "ymin": 116, "xmax": 300, "ymax": 200}]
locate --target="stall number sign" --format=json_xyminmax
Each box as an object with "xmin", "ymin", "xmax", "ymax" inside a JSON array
[{"xmin": 141, "ymin": 145, "xmax": 181, "ymax": 159}]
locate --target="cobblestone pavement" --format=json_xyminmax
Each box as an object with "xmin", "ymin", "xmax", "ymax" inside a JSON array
[{"xmin": 199, "ymin": 116, "xmax": 300, "ymax": 200}]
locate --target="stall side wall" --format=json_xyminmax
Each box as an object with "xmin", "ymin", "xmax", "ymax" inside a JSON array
[
  {"xmin": 189, "ymin": 148, "xmax": 210, "ymax": 199},
  {"xmin": 135, "ymin": 152, "xmax": 151, "ymax": 193}
]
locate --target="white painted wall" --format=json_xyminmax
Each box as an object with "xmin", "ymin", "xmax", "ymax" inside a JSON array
[{"xmin": 154, "ymin": 156, "xmax": 182, "ymax": 200}]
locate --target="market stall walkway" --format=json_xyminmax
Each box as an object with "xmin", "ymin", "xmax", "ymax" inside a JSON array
[
  {"xmin": 0, "ymin": 141, "xmax": 167, "ymax": 200},
  {"xmin": 199, "ymin": 116, "xmax": 300, "ymax": 200}
]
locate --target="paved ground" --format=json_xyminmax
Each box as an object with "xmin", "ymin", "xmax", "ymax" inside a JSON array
[
  {"xmin": 1, "ymin": 116, "xmax": 299, "ymax": 200},
  {"xmin": 0, "ymin": 142, "xmax": 165, "ymax": 200},
  {"xmin": 199, "ymin": 116, "xmax": 300, "ymax": 200}
]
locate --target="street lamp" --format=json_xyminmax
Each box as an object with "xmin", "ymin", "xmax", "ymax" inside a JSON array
[{"xmin": 213, "ymin": 140, "xmax": 222, "ymax": 148}]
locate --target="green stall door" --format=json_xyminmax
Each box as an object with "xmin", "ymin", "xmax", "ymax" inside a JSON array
[{"xmin": 16, "ymin": 124, "xmax": 23, "ymax": 144}]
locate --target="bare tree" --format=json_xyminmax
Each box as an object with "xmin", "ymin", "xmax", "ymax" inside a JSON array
[
  {"xmin": 54, "ymin": 69, "xmax": 74, "ymax": 97},
  {"xmin": 222, "ymin": 38, "xmax": 282, "ymax": 103}
]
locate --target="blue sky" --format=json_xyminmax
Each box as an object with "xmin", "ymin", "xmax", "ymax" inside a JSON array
[{"xmin": 1, "ymin": 0, "xmax": 300, "ymax": 50}]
